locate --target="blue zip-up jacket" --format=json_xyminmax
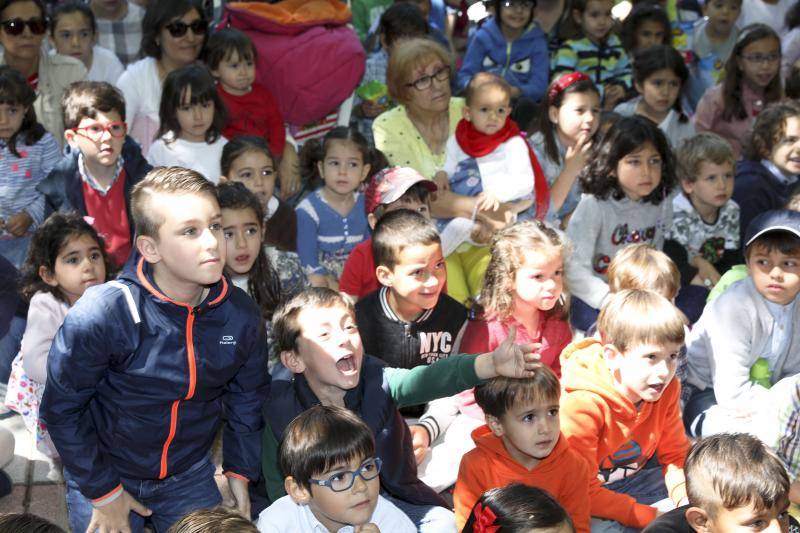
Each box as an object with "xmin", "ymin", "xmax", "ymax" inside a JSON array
[
  {"xmin": 40, "ymin": 256, "xmax": 269, "ymax": 502},
  {"xmin": 457, "ymin": 17, "xmax": 549, "ymax": 102}
]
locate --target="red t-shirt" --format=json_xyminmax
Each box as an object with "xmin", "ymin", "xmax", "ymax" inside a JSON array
[
  {"xmin": 339, "ymin": 238, "xmax": 379, "ymax": 299},
  {"xmin": 82, "ymin": 170, "xmax": 131, "ymax": 267},
  {"xmin": 219, "ymin": 82, "xmax": 286, "ymax": 156}
]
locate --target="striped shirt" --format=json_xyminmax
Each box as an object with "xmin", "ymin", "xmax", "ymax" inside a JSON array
[
  {"xmin": 295, "ymin": 189, "xmax": 369, "ymax": 276},
  {"xmin": 551, "ymin": 34, "xmax": 632, "ymax": 95}
]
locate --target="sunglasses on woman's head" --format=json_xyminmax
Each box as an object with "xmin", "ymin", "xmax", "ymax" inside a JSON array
[
  {"xmin": 164, "ymin": 19, "xmax": 208, "ymax": 38},
  {"xmin": 1, "ymin": 17, "xmax": 47, "ymax": 36}
]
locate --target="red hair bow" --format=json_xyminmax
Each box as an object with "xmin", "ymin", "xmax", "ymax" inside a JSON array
[
  {"xmin": 473, "ymin": 503, "xmax": 500, "ymax": 533},
  {"xmin": 547, "ymin": 72, "xmax": 591, "ymax": 105}
]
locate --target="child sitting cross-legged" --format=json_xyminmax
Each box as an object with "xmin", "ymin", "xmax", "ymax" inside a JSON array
[
  {"xmin": 257, "ymin": 405, "xmax": 416, "ymax": 532},
  {"xmin": 453, "ymin": 368, "xmax": 592, "ymax": 532},
  {"xmin": 263, "ymin": 287, "xmax": 541, "ymax": 532},
  {"xmin": 560, "ymin": 289, "xmax": 690, "ymax": 531},
  {"xmin": 644, "ymin": 433, "xmax": 800, "ymax": 532},
  {"xmin": 684, "ymin": 210, "xmax": 800, "ymax": 439}
]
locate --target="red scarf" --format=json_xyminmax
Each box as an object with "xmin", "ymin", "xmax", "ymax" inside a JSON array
[{"xmin": 454, "ymin": 117, "xmax": 550, "ymax": 220}]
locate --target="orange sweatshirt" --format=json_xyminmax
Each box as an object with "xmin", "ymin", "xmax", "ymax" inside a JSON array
[
  {"xmin": 559, "ymin": 338, "xmax": 689, "ymax": 529},
  {"xmin": 453, "ymin": 425, "xmax": 592, "ymax": 532}
]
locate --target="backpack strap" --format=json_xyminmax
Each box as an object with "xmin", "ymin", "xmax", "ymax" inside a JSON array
[{"xmin": 107, "ymin": 281, "xmax": 141, "ymax": 324}]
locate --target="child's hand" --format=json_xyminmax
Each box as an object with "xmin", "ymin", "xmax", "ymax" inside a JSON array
[
  {"xmin": 469, "ymin": 218, "xmax": 494, "ymax": 245},
  {"xmin": 87, "ymin": 489, "xmax": 152, "ymax": 533},
  {"xmin": 603, "ymin": 84, "xmax": 626, "ymax": 111},
  {"xmin": 408, "ymin": 425, "xmax": 430, "ymax": 465},
  {"xmin": 279, "ymin": 145, "xmax": 301, "ymax": 200},
  {"xmin": 475, "ymin": 191, "xmax": 500, "ymax": 212},
  {"xmin": 5, "ymin": 211, "xmax": 32, "ymax": 237},
  {"xmin": 433, "ymin": 170, "xmax": 450, "ymax": 192},
  {"xmin": 690, "ymin": 256, "xmax": 721, "ymax": 287},
  {"xmin": 354, "ymin": 524, "xmax": 381, "ymax": 532},
  {"xmin": 475, "ymin": 326, "xmax": 541, "ymax": 380},
  {"xmin": 564, "ymin": 131, "xmax": 593, "ymax": 173},
  {"xmin": 227, "ymin": 474, "xmax": 251, "ymax": 520}
]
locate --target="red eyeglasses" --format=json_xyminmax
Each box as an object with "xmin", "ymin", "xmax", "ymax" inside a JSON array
[{"xmin": 70, "ymin": 121, "xmax": 127, "ymax": 142}]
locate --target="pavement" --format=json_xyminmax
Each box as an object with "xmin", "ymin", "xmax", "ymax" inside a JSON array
[{"xmin": 0, "ymin": 412, "xmax": 68, "ymax": 529}]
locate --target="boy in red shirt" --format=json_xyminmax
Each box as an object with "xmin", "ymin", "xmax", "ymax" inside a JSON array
[
  {"xmin": 339, "ymin": 166, "xmax": 436, "ymax": 300},
  {"xmin": 560, "ymin": 289, "xmax": 689, "ymax": 531},
  {"xmin": 206, "ymin": 28, "xmax": 300, "ymax": 198},
  {"xmin": 453, "ymin": 367, "xmax": 592, "ymax": 532}
]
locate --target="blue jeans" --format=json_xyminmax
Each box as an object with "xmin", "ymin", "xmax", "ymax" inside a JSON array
[
  {"xmin": 0, "ymin": 235, "xmax": 31, "ymax": 270},
  {"xmin": 383, "ymin": 494, "xmax": 457, "ymax": 533},
  {"xmin": 591, "ymin": 460, "xmax": 670, "ymax": 533},
  {"xmin": 0, "ymin": 315, "xmax": 24, "ymax": 383},
  {"xmin": 64, "ymin": 454, "xmax": 222, "ymax": 533},
  {"xmin": 570, "ymin": 297, "xmax": 600, "ymax": 332}
]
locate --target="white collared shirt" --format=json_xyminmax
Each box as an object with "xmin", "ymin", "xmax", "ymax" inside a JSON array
[{"xmin": 256, "ymin": 494, "xmax": 416, "ymax": 533}]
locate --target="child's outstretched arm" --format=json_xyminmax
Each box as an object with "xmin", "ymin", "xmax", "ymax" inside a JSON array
[
  {"xmin": 222, "ymin": 319, "xmax": 270, "ymax": 519},
  {"xmin": 386, "ymin": 326, "xmax": 540, "ymax": 407}
]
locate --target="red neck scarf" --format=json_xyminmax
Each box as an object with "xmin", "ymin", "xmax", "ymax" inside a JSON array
[{"xmin": 455, "ymin": 117, "xmax": 550, "ymax": 220}]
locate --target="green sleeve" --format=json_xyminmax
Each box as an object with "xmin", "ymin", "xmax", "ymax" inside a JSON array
[
  {"xmin": 707, "ymin": 264, "xmax": 748, "ymax": 302},
  {"xmin": 385, "ymin": 354, "xmax": 481, "ymax": 409},
  {"xmin": 261, "ymin": 421, "xmax": 286, "ymax": 503}
]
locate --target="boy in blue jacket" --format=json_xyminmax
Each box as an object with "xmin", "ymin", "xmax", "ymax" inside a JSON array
[
  {"xmin": 263, "ymin": 287, "xmax": 540, "ymax": 533},
  {"xmin": 41, "ymin": 167, "xmax": 269, "ymax": 533}
]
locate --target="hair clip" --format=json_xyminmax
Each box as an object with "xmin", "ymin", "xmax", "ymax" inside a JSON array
[
  {"xmin": 473, "ymin": 503, "xmax": 500, "ymax": 533},
  {"xmin": 735, "ymin": 23, "xmax": 771, "ymax": 46},
  {"xmin": 83, "ymin": 216, "xmax": 95, "ymax": 226},
  {"xmin": 547, "ymin": 72, "xmax": 591, "ymax": 105}
]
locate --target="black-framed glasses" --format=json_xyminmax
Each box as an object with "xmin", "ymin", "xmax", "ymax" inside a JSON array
[
  {"xmin": 164, "ymin": 19, "xmax": 208, "ymax": 38},
  {"xmin": 0, "ymin": 17, "xmax": 47, "ymax": 36},
  {"xmin": 308, "ymin": 458, "xmax": 382, "ymax": 492},
  {"xmin": 502, "ymin": 0, "xmax": 536, "ymax": 10},
  {"xmin": 406, "ymin": 66, "xmax": 450, "ymax": 91},
  {"xmin": 70, "ymin": 121, "xmax": 127, "ymax": 142},
  {"xmin": 741, "ymin": 52, "xmax": 780, "ymax": 65}
]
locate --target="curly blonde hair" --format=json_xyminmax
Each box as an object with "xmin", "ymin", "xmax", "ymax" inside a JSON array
[{"xmin": 478, "ymin": 221, "xmax": 570, "ymax": 321}]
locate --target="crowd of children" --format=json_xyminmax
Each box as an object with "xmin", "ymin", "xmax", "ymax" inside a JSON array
[{"xmin": 3, "ymin": 0, "xmax": 800, "ymax": 532}]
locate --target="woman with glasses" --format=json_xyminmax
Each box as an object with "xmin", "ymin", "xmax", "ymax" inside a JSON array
[
  {"xmin": 0, "ymin": 0, "xmax": 86, "ymax": 145},
  {"xmin": 456, "ymin": 0, "xmax": 548, "ymax": 129},
  {"xmin": 374, "ymin": 38, "xmax": 532, "ymax": 303},
  {"xmin": 117, "ymin": 0, "xmax": 208, "ymax": 156},
  {"xmin": 374, "ymin": 38, "xmax": 460, "ymax": 181},
  {"xmin": 695, "ymin": 23, "xmax": 782, "ymax": 159}
]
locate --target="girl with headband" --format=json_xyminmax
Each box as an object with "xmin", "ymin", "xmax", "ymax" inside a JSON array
[{"xmin": 529, "ymin": 72, "xmax": 601, "ymax": 223}]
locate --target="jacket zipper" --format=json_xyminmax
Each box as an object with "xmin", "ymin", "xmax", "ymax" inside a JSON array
[{"xmin": 158, "ymin": 306, "xmax": 199, "ymax": 479}]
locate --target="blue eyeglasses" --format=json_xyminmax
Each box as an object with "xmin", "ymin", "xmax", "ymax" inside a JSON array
[{"xmin": 308, "ymin": 458, "xmax": 382, "ymax": 492}]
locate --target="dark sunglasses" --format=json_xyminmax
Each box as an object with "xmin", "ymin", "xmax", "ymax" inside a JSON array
[
  {"xmin": 164, "ymin": 19, "xmax": 208, "ymax": 38},
  {"xmin": 0, "ymin": 17, "xmax": 47, "ymax": 36}
]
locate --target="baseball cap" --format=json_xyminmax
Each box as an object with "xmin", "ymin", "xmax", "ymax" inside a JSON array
[
  {"xmin": 744, "ymin": 210, "xmax": 800, "ymax": 248},
  {"xmin": 363, "ymin": 166, "xmax": 438, "ymax": 215}
]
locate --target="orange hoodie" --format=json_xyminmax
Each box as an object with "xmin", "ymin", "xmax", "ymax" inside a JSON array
[
  {"xmin": 453, "ymin": 425, "xmax": 592, "ymax": 532},
  {"xmin": 559, "ymin": 338, "xmax": 689, "ymax": 529}
]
